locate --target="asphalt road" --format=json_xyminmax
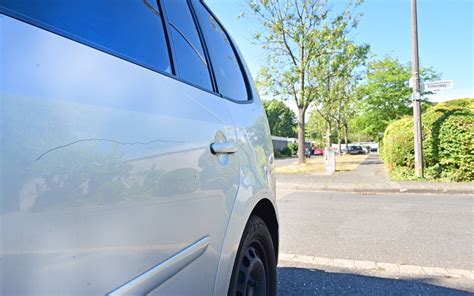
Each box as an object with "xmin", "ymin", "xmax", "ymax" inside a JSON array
[
  {"xmin": 276, "ymin": 191, "xmax": 474, "ymax": 294},
  {"xmin": 277, "ymin": 265, "xmax": 473, "ymax": 295}
]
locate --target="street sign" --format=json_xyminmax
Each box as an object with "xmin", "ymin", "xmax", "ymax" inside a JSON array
[
  {"xmin": 412, "ymin": 91, "xmax": 421, "ymax": 101},
  {"xmin": 408, "ymin": 76, "xmax": 415, "ymax": 87},
  {"xmin": 423, "ymin": 80, "xmax": 453, "ymax": 92}
]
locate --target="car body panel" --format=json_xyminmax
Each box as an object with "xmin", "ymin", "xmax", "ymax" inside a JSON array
[
  {"xmin": 0, "ymin": 14, "xmax": 243, "ymax": 295},
  {"xmin": 211, "ymin": 34, "xmax": 278, "ymax": 295}
]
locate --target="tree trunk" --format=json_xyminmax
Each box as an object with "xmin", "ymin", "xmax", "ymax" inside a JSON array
[
  {"xmin": 337, "ymin": 127, "xmax": 342, "ymax": 156},
  {"xmin": 344, "ymin": 123, "xmax": 349, "ymax": 151},
  {"xmin": 334, "ymin": 119, "xmax": 341, "ymax": 155},
  {"xmin": 297, "ymin": 108, "xmax": 305, "ymax": 164},
  {"xmin": 296, "ymin": 43, "xmax": 306, "ymax": 164},
  {"xmin": 326, "ymin": 119, "xmax": 332, "ymax": 149}
]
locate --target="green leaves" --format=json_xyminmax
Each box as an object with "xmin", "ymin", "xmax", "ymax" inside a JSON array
[
  {"xmin": 262, "ymin": 99, "xmax": 297, "ymax": 137},
  {"xmin": 382, "ymin": 98, "xmax": 474, "ymax": 181},
  {"xmin": 245, "ymin": 0, "xmax": 363, "ymax": 109},
  {"xmin": 355, "ymin": 56, "xmax": 440, "ymax": 140},
  {"xmin": 245, "ymin": 0, "xmax": 367, "ymax": 157}
]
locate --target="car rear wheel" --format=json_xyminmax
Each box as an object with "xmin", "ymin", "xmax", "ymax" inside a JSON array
[{"xmin": 228, "ymin": 215, "xmax": 276, "ymax": 296}]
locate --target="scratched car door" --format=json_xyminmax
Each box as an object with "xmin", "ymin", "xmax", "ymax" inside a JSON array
[{"xmin": 0, "ymin": 1, "xmax": 239, "ymax": 295}]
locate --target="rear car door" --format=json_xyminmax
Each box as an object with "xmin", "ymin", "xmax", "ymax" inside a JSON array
[
  {"xmin": 189, "ymin": 4, "xmax": 277, "ymax": 294},
  {"xmin": 0, "ymin": 1, "xmax": 239, "ymax": 294}
]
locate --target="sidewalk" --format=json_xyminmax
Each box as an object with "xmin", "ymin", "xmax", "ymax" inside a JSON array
[{"xmin": 276, "ymin": 154, "xmax": 474, "ymax": 195}]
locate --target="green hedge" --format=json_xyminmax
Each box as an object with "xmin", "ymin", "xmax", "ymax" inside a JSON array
[{"xmin": 382, "ymin": 98, "xmax": 474, "ymax": 181}]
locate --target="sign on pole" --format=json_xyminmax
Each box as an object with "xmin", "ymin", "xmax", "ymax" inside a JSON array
[
  {"xmin": 408, "ymin": 76, "xmax": 415, "ymax": 88},
  {"xmin": 423, "ymin": 80, "xmax": 453, "ymax": 92},
  {"xmin": 412, "ymin": 91, "xmax": 421, "ymax": 101}
]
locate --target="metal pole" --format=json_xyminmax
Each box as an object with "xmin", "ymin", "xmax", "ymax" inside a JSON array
[{"xmin": 411, "ymin": 0, "xmax": 424, "ymax": 177}]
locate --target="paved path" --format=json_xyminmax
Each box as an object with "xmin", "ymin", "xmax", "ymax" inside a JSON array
[
  {"xmin": 329, "ymin": 154, "xmax": 390, "ymax": 186},
  {"xmin": 276, "ymin": 190, "xmax": 474, "ymax": 294},
  {"xmin": 275, "ymin": 154, "xmax": 474, "ymax": 194},
  {"xmin": 275, "ymin": 154, "xmax": 391, "ymax": 190}
]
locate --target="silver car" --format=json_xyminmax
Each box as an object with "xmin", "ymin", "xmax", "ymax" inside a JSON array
[{"xmin": 0, "ymin": 1, "xmax": 278, "ymax": 295}]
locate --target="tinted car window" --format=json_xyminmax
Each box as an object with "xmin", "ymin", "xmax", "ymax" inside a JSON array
[
  {"xmin": 162, "ymin": 0, "xmax": 212, "ymax": 90},
  {"xmin": 192, "ymin": 1, "xmax": 248, "ymax": 101},
  {"xmin": 1, "ymin": 0, "xmax": 171, "ymax": 73}
]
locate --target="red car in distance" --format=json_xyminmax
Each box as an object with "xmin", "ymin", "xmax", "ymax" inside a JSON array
[{"xmin": 313, "ymin": 147, "xmax": 324, "ymax": 156}]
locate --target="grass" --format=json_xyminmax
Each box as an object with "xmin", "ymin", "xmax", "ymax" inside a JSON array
[
  {"xmin": 276, "ymin": 154, "xmax": 369, "ymax": 174},
  {"xmin": 387, "ymin": 166, "xmax": 424, "ymax": 181}
]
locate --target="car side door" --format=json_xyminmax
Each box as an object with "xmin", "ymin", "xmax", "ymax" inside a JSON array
[{"xmin": 0, "ymin": 1, "xmax": 239, "ymax": 295}]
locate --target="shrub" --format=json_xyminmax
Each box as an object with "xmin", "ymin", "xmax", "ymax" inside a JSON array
[
  {"xmin": 280, "ymin": 147, "xmax": 293, "ymax": 156},
  {"xmin": 382, "ymin": 117, "xmax": 414, "ymax": 170},
  {"xmin": 274, "ymin": 150, "xmax": 283, "ymax": 158},
  {"xmin": 382, "ymin": 98, "xmax": 474, "ymax": 181},
  {"xmin": 287, "ymin": 142, "xmax": 298, "ymax": 156},
  {"xmin": 273, "ymin": 145, "xmax": 294, "ymax": 158}
]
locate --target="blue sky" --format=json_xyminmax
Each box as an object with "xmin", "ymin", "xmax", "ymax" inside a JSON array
[{"xmin": 206, "ymin": 0, "xmax": 473, "ymax": 102}]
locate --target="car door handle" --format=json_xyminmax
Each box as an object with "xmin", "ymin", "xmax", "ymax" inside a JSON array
[{"xmin": 210, "ymin": 142, "xmax": 238, "ymax": 154}]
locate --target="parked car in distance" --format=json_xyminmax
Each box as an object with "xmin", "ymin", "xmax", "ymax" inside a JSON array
[
  {"xmin": 347, "ymin": 145, "xmax": 366, "ymax": 155},
  {"xmin": 0, "ymin": 1, "xmax": 278, "ymax": 295},
  {"xmin": 313, "ymin": 147, "xmax": 324, "ymax": 156},
  {"xmin": 370, "ymin": 147, "xmax": 378, "ymax": 152}
]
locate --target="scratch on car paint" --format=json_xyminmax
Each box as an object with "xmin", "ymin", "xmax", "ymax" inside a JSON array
[{"xmin": 36, "ymin": 138, "xmax": 184, "ymax": 161}]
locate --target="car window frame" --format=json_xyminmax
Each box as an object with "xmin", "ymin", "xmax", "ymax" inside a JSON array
[
  {"xmin": 0, "ymin": 2, "xmax": 219, "ymax": 97},
  {"xmin": 0, "ymin": 2, "xmax": 175, "ymax": 77},
  {"xmin": 159, "ymin": 0, "xmax": 216, "ymax": 93},
  {"xmin": 188, "ymin": 0, "xmax": 254, "ymax": 104},
  {"xmin": 0, "ymin": 1, "xmax": 254, "ymax": 102}
]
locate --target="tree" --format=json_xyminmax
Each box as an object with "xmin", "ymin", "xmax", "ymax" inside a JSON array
[
  {"xmin": 262, "ymin": 99, "xmax": 296, "ymax": 137},
  {"xmin": 356, "ymin": 56, "xmax": 439, "ymax": 140},
  {"xmin": 340, "ymin": 85, "xmax": 365, "ymax": 149},
  {"xmin": 305, "ymin": 110, "xmax": 327, "ymax": 146},
  {"xmin": 334, "ymin": 81, "xmax": 365, "ymax": 153},
  {"xmin": 331, "ymin": 42, "xmax": 368, "ymax": 154},
  {"xmin": 309, "ymin": 38, "xmax": 369, "ymax": 150},
  {"xmin": 246, "ymin": 0, "xmax": 363, "ymax": 164}
]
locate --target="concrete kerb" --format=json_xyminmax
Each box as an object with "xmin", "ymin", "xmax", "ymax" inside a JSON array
[
  {"xmin": 276, "ymin": 183, "xmax": 474, "ymax": 195},
  {"xmin": 279, "ymin": 253, "xmax": 474, "ymax": 280}
]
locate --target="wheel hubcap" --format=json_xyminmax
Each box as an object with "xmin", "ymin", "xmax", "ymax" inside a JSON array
[{"xmin": 236, "ymin": 246, "xmax": 267, "ymax": 296}]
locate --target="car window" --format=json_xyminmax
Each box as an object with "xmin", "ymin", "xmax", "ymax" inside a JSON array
[
  {"xmin": 192, "ymin": 1, "xmax": 248, "ymax": 101},
  {"xmin": 162, "ymin": 0, "xmax": 213, "ymax": 90},
  {"xmin": 1, "ymin": 0, "xmax": 172, "ymax": 73}
]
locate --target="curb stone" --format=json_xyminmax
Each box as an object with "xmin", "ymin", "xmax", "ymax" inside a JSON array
[
  {"xmin": 278, "ymin": 253, "xmax": 474, "ymax": 280},
  {"xmin": 276, "ymin": 183, "xmax": 474, "ymax": 195}
]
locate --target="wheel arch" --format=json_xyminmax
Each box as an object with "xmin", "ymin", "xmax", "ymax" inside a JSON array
[
  {"xmin": 250, "ymin": 198, "xmax": 279, "ymax": 262},
  {"xmin": 212, "ymin": 191, "xmax": 278, "ymax": 296}
]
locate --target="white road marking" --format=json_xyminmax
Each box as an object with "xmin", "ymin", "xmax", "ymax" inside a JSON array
[{"xmin": 279, "ymin": 253, "xmax": 474, "ymax": 280}]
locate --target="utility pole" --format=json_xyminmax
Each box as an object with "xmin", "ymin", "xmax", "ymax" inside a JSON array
[{"xmin": 411, "ymin": 0, "xmax": 424, "ymax": 177}]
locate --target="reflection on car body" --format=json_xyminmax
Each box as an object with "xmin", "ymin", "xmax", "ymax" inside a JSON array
[{"xmin": 0, "ymin": 1, "xmax": 278, "ymax": 295}]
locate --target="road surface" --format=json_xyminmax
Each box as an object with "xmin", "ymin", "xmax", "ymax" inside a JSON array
[{"xmin": 276, "ymin": 190, "xmax": 474, "ymax": 294}]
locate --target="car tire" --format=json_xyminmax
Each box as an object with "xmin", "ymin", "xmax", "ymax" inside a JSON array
[{"xmin": 228, "ymin": 215, "xmax": 277, "ymax": 296}]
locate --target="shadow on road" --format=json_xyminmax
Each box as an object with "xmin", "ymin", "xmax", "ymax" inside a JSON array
[{"xmin": 278, "ymin": 267, "xmax": 471, "ymax": 295}]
